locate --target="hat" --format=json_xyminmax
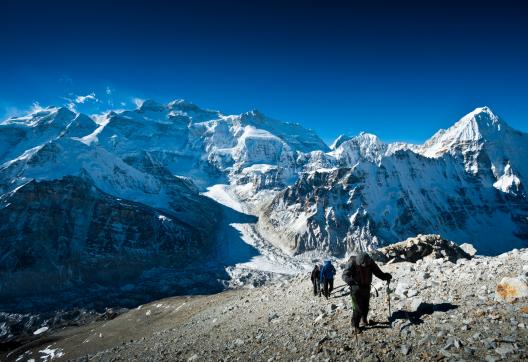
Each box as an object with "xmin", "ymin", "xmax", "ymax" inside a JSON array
[{"xmin": 356, "ymin": 252, "xmax": 370, "ymax": 266}]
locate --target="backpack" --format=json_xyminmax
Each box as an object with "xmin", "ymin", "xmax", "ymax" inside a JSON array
[
  {"xmin": 321, "ymin": 262, "xmax": 335, "ymax": 280},
  {"xmin": 342, "ymin": 262, "xmax": 356, "ymax": 286}
]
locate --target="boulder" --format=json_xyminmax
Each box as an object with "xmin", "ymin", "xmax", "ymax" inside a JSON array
[
  {"xmin": 459, "ymin": 243, "xmax": 477, "ymax": 257},
  {"xmin": 496, "ymin": 277, "xmax": 528, "ymax": 303}
]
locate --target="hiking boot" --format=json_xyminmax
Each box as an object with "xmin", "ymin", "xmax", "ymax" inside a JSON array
[
  {"xmin": 352, "ymin": 326, "xmax": 362, "ymax": 335},
  {"xmin": 360, "ymin": 317, "xmax": 369, "ymax": 327}
]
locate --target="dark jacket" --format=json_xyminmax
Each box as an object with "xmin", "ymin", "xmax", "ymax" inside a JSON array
[
  {"xmin": 310, "ymin": 265, "xmax": 320, "ymax": 283},
  {"xmin": 342, "ymin": 253, "xmax": 391, "ymax": 287},
  {"xmin": 320, "ymin": 261, "xmax": 336, "ymax": 281}
]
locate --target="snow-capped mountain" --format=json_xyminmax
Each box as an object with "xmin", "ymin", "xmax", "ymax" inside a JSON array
[
  {"xmin": 0, "ymin": 100, "xmax": 526, "ymax": 303},
  {"xmin": 415, "ymin": 107, "xmax": 527, "ymax": 195},
  {"xmin": 0, "ymin": 99, "xmax": 327, "ymax": 302},
  {"xmin": 259, "ymin": 107, "xmax": 528, "ymax": 256}
]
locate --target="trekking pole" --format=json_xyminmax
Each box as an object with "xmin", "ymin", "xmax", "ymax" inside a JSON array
[
  {"xmin": 386, "ymin": 280, "xmax": 391, "ymax": 323},
  {"xmin": 350, "ymin": 293, "xmax": 360, "ymax": 347}
]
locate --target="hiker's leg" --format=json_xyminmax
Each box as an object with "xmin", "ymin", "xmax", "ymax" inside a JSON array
[
  {"xmin": 359, "ymin": 287, "xmax": 371, "ymax": 325},
  {"xmin": 324, "ymin": 279, "xmax": 329, "ymax": 298},
  {"xmin": 312, "ymin": 281, "xmax": 316, "ymax": 296},
  {"xmin": 329, "ymin": 279, "xmax": 334, "ymax": 295},
  {"xmin": 351, "ymin": 291, "xmax": 361, "ymax": 328}
]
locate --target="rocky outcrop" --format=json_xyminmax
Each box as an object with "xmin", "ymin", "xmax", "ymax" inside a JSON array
[{"xmin": 371, "ymin": 234, "xmax": 472, "ymax": 263}]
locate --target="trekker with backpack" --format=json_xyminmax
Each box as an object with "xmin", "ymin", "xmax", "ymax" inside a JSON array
[
  {"xmin": 342, "ymin": 252, "xmax": 392, "ymax": 334},
  {"xmin": 320, "ymin": 260, "xmax": 336, "ymax": 299},
  {"xmin": 310, "ymin": 264, "xmax": 321, "ymax": 296}
]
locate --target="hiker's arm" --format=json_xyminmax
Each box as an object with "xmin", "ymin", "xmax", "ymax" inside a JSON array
[
  {"xmin": 371, "ymin": 261, "xmax": 392, "ymax": 281},
  {"xmin": 343, "ymin": 262, "xmax": 359, "ymax": 286}
]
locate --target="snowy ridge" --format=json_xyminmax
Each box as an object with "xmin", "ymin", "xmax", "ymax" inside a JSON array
[{"xmin": 258, "ymin": 107, "xmax": 527, "ymax": 256}]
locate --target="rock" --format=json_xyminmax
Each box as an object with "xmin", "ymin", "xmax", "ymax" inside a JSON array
[
  {"xmin": 399, "ymin": 320, "xmax": 412, "ymax": 332},
  {"xmin": 444, "ymin": 338, "xmax": 455, "ymax": 350},
  {"xmin": 401, "ymin": 344, "xmax": 411, "ymax": 355},
  {"xmin": 460, "ymin": 243, "xmax": 477, "ymax": 257},
  {"xmin": 454, "ymin": 338, "xmax": 463, "ymax": 349},
  {"xmin": 482, "ymin": 338, "xmax": 497, "ymax": 349},
  {"xmin": 418, "ymin": 335, "xmax": 434, "ymax": 346},
  {"xmin": 496, "ymin": 277, "xmax": 528, "ymax": 303},
  {"xmin": 187, "ymin": 354, "xmax": 199, "ymax": 361},
  {"xmin": 409, "ymin": 298, "xmax": 424, "ymax": 313},
  {"xmin": 407, "ymin": 289, "xmax": 418, "ymax": 297},
  {"xmin": 420, "ymin": 272, "xmax": 431, "ymax": 280},
  {"xmin": 98, "ymin": 308, "xmax": 119, "ymax": 321},
  {"xmin": 471, "ymin": 332, "xmax": 481, "ymax": 340},
  {"xmin": 268, "ymin": 312, "xmax": 279, "ymax": 322},
  {"xmin": 395, "ymin": 282, "xmax": 410, "ymax": 298},
  {"xmin": 327, "ymin": 304, "xmax": 338, "ymax": 313},
  {"xmin": 314, "ymin": 314, "xmax": 326, "ymax": 324},
  {"xmin": 485, "ymin": 355, "xmax": 499, "ymax": 362},
  {"xmin": 317, "ymin": 336, "xmax": 329, "ymax": 346},
  {"xmin": 495, "ymin": 343, "xmax": 515, "ymax": 357},
  {"xmin": 372, "ymin": 234, "xmax": 471, "ymax": 264}
]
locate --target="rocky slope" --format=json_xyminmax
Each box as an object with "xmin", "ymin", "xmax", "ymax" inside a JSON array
[{"xmin": 5, "ymin": 242, "xmax": 528, "ymax": 362}]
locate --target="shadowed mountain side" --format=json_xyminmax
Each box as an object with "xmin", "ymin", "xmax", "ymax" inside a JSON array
[
  {"xmin": 0, "ymin": 178, "xmax": 262, "ymax": 317},
  {"xmin": 213, "ymin": 201, "xmax": 260, "ymax": 265}
]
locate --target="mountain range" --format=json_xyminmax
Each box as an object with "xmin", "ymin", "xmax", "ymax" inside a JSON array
[{"xmin": 0, "ymin": 100, "xmax": 527, "ymax": 304}]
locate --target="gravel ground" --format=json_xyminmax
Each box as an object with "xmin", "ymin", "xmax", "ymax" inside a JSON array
[{"xmin": 6, "ymin": 248, "xmax": 528, "ymax": 362}]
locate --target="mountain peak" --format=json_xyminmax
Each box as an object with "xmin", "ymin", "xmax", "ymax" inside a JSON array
[
  {"xmin": 460, "ymin": 106, "xmax": 503, "ymax": 128},
  {"xmin": 419, "ymin": 106, "xmax": 513, "ymax": 158},
  {"xmin": 330, "ymin": 134, "xmax": 352, "ymax": 150},
  {"xmin": 1, "ymin": 106, "xmax": 75, "ymax": 127},
  {"xmin": 138, "ymin": 99, "xmax": 166, "ymax": 112},
  {"xmin": 243, "ymin": 109, "xmax": 266, "ymax": 120},
  {"xmin": 167, "ymin": 99, "xmax": 197, "ymax": 110},
  {"xmin": 166, "ymin": 99, "xmax": 221, "ymax": 122}
]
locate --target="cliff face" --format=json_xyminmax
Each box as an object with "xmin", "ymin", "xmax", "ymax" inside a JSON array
[{"xmin": 0, "ymin": 176, "xmax": 217, "ymax": 299}]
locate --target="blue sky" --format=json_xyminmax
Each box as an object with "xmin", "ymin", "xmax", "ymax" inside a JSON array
[{"xmin": 1, "ymin": 0, "xmax": 527, "ymax": 145}]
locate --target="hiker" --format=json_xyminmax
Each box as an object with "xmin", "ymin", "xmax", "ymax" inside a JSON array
[
  {"xmin": 310, "ymin": 264, "xmax": 321, "ymax": 296},
  {"xmin": 342, "ymin": 252, "xmax": 392, "ymax": 334},
  {"xmin": 320, "ymin": 260, "xmax": 336, "ymax": 299}
]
